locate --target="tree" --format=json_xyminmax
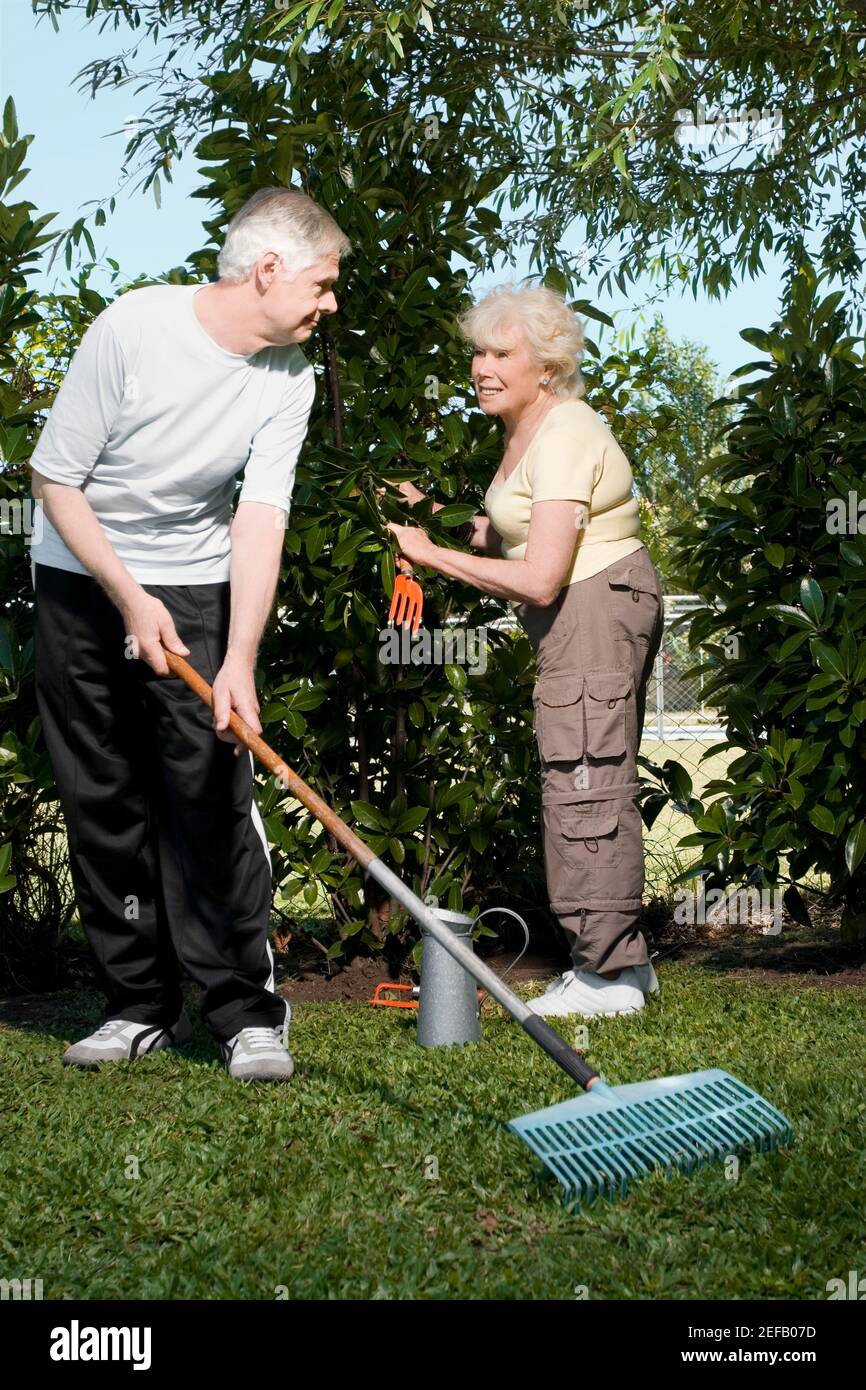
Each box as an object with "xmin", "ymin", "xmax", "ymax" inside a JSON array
[
  {"xmin": 33, "ymin": 0, "xmax": 866, "ymax": 312},
  {"xmin": 625, "ymin": 317, "xmax": 735, "ymax": 578}
]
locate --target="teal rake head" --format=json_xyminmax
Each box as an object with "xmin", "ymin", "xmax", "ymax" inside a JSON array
[{"xmin": 508, "ymin": 1068, "xmax": 793, "ymax": 1208}]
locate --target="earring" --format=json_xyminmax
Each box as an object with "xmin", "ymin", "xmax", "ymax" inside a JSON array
[{"xmin": 541, "ymin": 376, "xmax": 550, "ymax": 387}]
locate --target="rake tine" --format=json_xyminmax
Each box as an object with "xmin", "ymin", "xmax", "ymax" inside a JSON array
[
  {"xmin": 552, "ymin": 1149, "xmax": 600, "ymax": 1204},
  {"xmin": 508, "ymin": 1067, "xmax": 794, "ymax": 1209}
]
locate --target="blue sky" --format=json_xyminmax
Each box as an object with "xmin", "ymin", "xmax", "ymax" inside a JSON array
[{"xmin": 5, "ymin": 2, "xmax": 795, "ymax": 382}]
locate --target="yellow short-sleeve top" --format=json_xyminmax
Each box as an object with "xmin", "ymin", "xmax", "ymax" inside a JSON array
[{"xmin": 483, "ymin": 397, "xmax": 645, "ymax": 585}]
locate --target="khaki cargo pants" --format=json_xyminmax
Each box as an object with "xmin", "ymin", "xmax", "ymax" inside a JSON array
[{"xmin": 514, "ymin": 547, "xmax": 665, "ymax": 974}]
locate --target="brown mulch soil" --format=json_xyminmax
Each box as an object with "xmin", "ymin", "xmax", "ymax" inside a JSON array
[
  {"xmin": 639, "ymin": 890, "xmax": 866, "ymax": 990},
  {"xmin": 1, "ymin": 888, "xmax": 863, "ymax": 1014},
  {"xmin": 272, "ymin": 948, "xmax": 561, "ymax": 1004},
  {"xmin": 268, "ymin": 889, "xmax": 865, "ymax": 1002}
]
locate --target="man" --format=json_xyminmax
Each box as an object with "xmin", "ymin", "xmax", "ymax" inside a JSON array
[{"xmin": 29, "ymin": 188, "xmax": 350, "ymax": 1082}]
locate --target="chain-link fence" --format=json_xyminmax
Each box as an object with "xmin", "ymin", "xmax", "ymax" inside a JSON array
[
  {"xmin": 644, "ymin": 594, "xmax": 722, "ymax": 743},
  {"xmin": 640, "ymin": 593, "xmax": 728, "ymax": 894}
]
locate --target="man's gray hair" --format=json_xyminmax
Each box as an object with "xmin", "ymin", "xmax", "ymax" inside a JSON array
[{"xmin": 216, "ymin": 187, "xmax": 351, "ymax": 284}]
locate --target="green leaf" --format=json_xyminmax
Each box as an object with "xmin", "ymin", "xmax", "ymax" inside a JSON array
[
  {"xmin": 778, "ymin": 630, "xmax": 811, "ymax": 661},
  {"xmin": 543, "ymin": 266, "xmax": 569, "ymax": 296},
  {"xmin": 612, "ymin": 143, "xmax": 629, "ymax": 179},
  {"xmin": 798, "ymin": 577, "xmax": 824, "ymax": 624},
  {"xmin": 664, "ymin": 762, "xmax": 694, "ymax": 805},
  {"xmin": 393, "ymin": 807, "xmax": 429, "ymax": 834},
  {"xmin": 813, "ymin": 642, "xmax": 847, "ymax": 681},
  {"xmin": 808, "ymin": 804, "xmax": 836, "ymax": 834},
  {"xmin": 332, "ymin": 530, "xmax": 369, "ymax": 567},
  {"xmin": 764, "ymin": 543, "xmax": 785, "ymax": 568},
  {"xmin": 352, "ymin": 591, "xmax": 380, "ymax": 627},
  {"xmin": 845, "ymin": 822, "xmax": 866, "ymax": 875},
  {"xmin": 739, "ymin": 326, "xmax": 772, "ymax": 351},
  {"xmin": 765, "ymin": 604, "xmax": 814, "ymax": 629},
  {"xmin": 437, "ymin": 782, "xmax": 474, "ymax": 810},
  {"xmin": 3, "ymin": 96, "xmax": 18, "ymax": 145},
  {"xmin": 284, "ymin": 711, "xmax": 306, "ymax": 738},
  {"xmin": 580, "ymin": 146, "xmax": 605, "ymax": 171},
  {"xmin": 445, "ymin": 663, "xmax": 466, "ymax": 692},
  {"xmin": 787, "ymin": 777, "xmax": 805, "ymax": 809},
  {"xmin": 434, "ymin": 504, "xmax": 477, "ymax": 527},
  {"xmin": 381, "ymin": 547, "xmax": 396, "ymax": 599},
  {"xmin": 350, "ymin": 800, "xmax": 388, "ymax": 831},
  {"xmin": 840, "ymin": 541, "xmax": 863, "ymax": 566},
  {"xmin": 270, "ymin": 1, "xmax": 312, "ymax": 32}
]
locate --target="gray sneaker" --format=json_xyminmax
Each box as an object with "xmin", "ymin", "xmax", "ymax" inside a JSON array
[
  {"xmin": 221, "ymin": 999, "xmax": 294, "ymax": 1082},
  {"xmin": 62, "ymin": 1012, "xmax": 193, "ymax": 1069}
]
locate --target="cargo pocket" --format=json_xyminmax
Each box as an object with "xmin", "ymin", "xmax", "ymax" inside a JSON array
[
  {"xmin": 583, "ymin": 671, "xmax": 631, "ymax": 760},
  {"xmin": 607, "ymin": 562, "xmax": 658, "ymax": 602},
  {"xmin": 560, "ymin": 804, "xmax": 619, "ymax": 860},
  {"xmin": 533, "ymin": 673, "xmax": 584, "ymax": 762},
  {"xmin": 606, "ymin": 562, "xmax": 662, "ymax": 647},
  {"xmin": 544, "ymin": 801, "xmax": 622, "ymax": 910}
]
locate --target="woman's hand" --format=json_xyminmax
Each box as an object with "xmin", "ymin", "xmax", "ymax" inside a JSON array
[
  {"xmin": 385, "ymin": 520, "xmax": 436, "ymax": 565},
  {"xmin": 396, "ymin": 480, "xmax": 427, "ymax": 507},
  {"xmin": 376, "ymin": 480, "xmax": 427, "ymax": 507}
]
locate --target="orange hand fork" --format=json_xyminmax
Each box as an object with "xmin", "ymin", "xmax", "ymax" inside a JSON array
[
  {"xmin": 388, "ymin": 557, "xmax": 424, "ymax": 634},
  {"xmin": 369, "ymin": 983, "xmax": 419, "ymax": 1010}
]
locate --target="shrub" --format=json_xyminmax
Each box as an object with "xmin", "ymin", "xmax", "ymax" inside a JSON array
[{"xmin": 654, "ymin": 263, "xmax": 866, "ymax": 941}]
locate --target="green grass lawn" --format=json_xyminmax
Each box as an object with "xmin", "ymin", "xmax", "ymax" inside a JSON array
[{"xmin": 2, "ymin": 960, "xmax": 863, "ymax": 1301}]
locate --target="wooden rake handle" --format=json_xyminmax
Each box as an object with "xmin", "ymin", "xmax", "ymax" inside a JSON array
[{"xmin": 161, "ymin": 646, "xmax": 374, "ymax": 871}]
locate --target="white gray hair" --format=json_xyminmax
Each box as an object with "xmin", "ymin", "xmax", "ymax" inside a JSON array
[
  {"xmin": 457, "ymin": 283, "xmax": 586, "ymax": 399},
  {"xmin": 216, "ymin": 187, "xmax": 351, "ymax": 284}
]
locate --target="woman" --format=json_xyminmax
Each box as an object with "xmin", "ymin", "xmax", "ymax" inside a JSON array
[{"xmin": 386, "ymin": 283, "xmax": 664, "ymax": 1018}]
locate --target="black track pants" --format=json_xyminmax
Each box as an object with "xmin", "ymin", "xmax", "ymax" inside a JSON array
[{"xmin": 33, "ymin": 561, "xmax": 284, "ymax": 1043}]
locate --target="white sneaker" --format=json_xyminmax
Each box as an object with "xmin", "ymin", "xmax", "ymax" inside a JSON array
[
  {"xmin": 221, "ymin": 998, "xmax": 294, "ymax": 1082},
  {"xmin": 62, "ymin": 1012, "xmax": 192, "ymax": 1068},
  {"xmin": 526, "ymin": 965, "xmax": 654, "ymax": 1018},
  {"xmin": 632, "ymin": 961, "xmax": 660, "ymax": 995}
]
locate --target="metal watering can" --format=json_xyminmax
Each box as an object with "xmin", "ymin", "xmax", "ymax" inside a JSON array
[{"xmin": 417, "ymin": 906, "xmax": 529, "ymax": 1048}]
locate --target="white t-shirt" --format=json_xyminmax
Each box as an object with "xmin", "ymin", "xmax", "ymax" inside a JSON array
[{"xmin": 29, "ymin": 283, "xmax": 316, "ymax": 584}]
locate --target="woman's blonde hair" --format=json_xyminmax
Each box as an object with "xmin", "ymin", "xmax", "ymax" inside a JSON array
[{"xmin": 457, "ymin": 283, "xmax": 586, "ymax": 400}]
